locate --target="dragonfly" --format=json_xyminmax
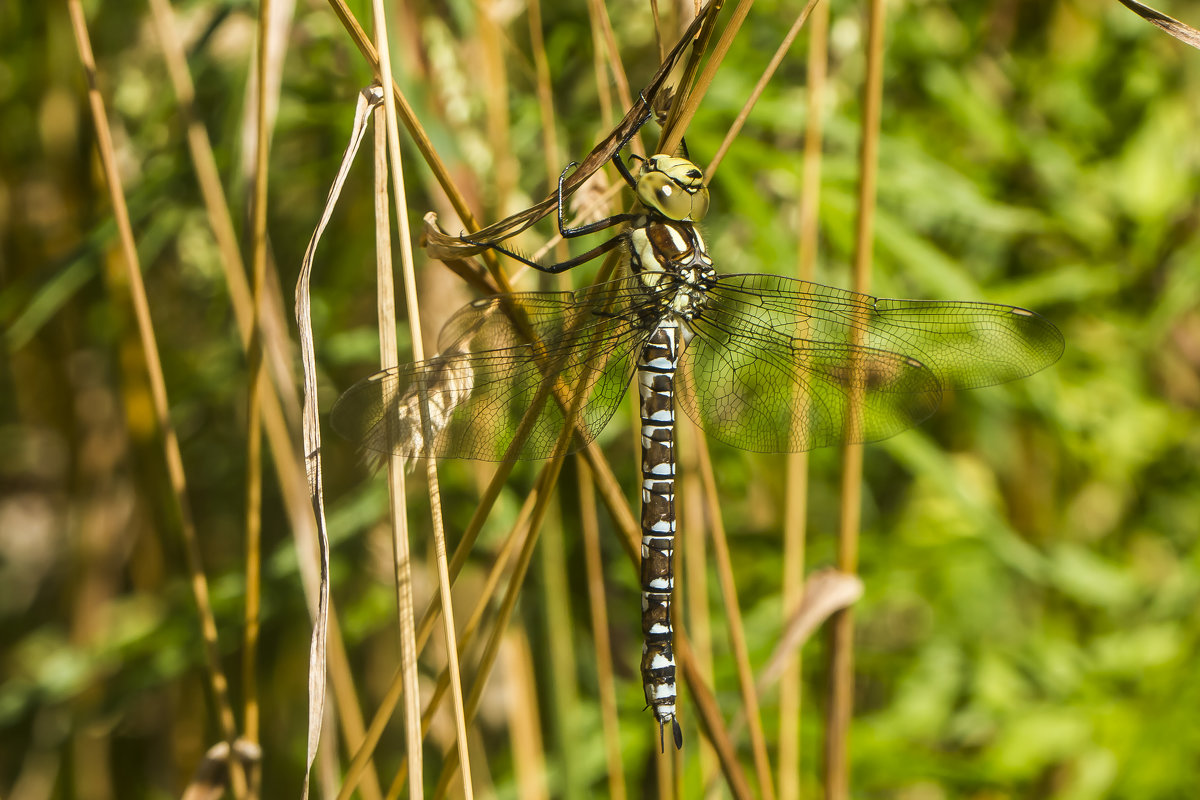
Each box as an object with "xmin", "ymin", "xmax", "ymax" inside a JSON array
[{"xmin": 331, "ymin": 116, "xmax": 1065, "ymax": 749}]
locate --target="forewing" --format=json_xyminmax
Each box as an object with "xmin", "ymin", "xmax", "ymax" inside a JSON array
[
  {"xmin": 331, "ymin": 278, "xmax": 653, "ymax": 462},
  {"xmin": 711, "ymin": 275, "xmax": 1065, "ymax": 389},
  {"xmin": 677, "ymin": 274, "xmax": 1063, "ymax": 453}
]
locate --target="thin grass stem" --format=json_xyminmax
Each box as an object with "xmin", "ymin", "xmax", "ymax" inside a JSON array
[
  {"xmin": 425, "ymin": 452, "xmax": 569, "ymax": 800},
  {"xmin": 781, "ymin": 3, "xmax": 829, "ymax": 797},
  {"xmin": 372, "ymin": 1, "xmax": 474, "ymax": 794},
  {"xmin": 825, "ymin": 0, "xmax": 886, "ymax": 797},
  {"xmin": 527, "ymin": 0, "xmax": 568, "ymax": 267},
  {"xmin": 578, "ymin": 458, "xmax": 628, "ymax": 800},
  {"xmin": 369, "ymin": 68, "xmax": 424, "ymax": 797},
  {"xmin": 705, "ymin": 0, "xmax": 822, "ymax": 181},
  {"xmin": 239, "ymin": 0, "xmax": 274, "ymax": 794},
  {"xmin": 341, "ymin": 466, "xmax": 537, "ymax": 799},
  {"xmin": 146, "ymin": 8, "xmax": 379, "ymax": 784},
  {"xmin": 66, "ymin": 2, "xmax": 245, "ymax": 796},
  {"xmin": 480, "ymin": 4, "xmax": 515, "ymax": 216},
  {"xmin": 505, "ymin": 630, "xmax": 549, "ymax": 800},
  {"xmin": 694, "ymin": 435, "xmax": 777, "ymax": 800},
  {"xmin": 658, "ymin": 0, "xmax": 738, "ymax": 155},
  {"xmin": 675, "ymin": 629, "xmax": 754, "ymax": 800},
  {"xmin": 145, "ymin": 0, "xmax": 299, "ymax": 420}
]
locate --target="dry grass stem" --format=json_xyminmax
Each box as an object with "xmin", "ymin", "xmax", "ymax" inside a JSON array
[
  {"xmin": 145, "ymin": 0, "xmax": 299, "ymax": 413},
  {"xmin": 369, "ymin": 74, "xmax": 421, "ymax": 798},
  {"xmin": 658, "ymin": 0, "xmax": 738, "ymax": 154},
  {"xmin": 527, "ymin": 0, "xmax": 568, "ymax": 265},
  {"xmin": 675, "ymin": 630, "xmax": 754, "ymax": 800},
  {"xmin": 578, "ymin": 459, "xmax": 628, "ymax": 800},
  {"xmin": 294, "ymin": 84, "xmax": 385, "ymax": 799},
  {"xmin": 694, "ymin": 434, "xmax": 776, "ymax": 800},
  {"xmin": 148, "ymin": 4, "xmax": 379, "ymax": 790},
  {"xmin": 504, "ymin": 631, "xmax": 549, "ymax": 800},
  {"xmin": 826, "ymin": 0, "xmax": 887, "ymax": 797},
  {"xmin": 781, "ymin": 3, "xmax": 829, "ymax": 796},
  {"xmin": 66, "ymin": 4, "xmax": 245, "ymax": 796},
  {"xmin": 705, "ymin": 0, "xmax": 822, "ymax": 181},
  {"xmin": 1116, "ymin": 0, "xmax": 1200, "ymax": 48},
  {"xmin": 240, "ymin": 0, "xmax": 275, "ymax": 777},
  {"xmin": 322, "ymin": 0, "xmax": 481, "ymax": 234},
  {"xmin": 588, "ymin": 0, "xmax": 639, "ymax": 153},
  {"xmin": 372, "ymin": 0, "xmax": 474, "ymax": 793}
]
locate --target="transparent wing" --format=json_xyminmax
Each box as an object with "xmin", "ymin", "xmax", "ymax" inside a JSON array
[
  {"xmin": 678, "ymin": 274, "xmax": 1064, "ymax": 453},
  {"xmin": 331, "ymin": 276, "xmax": 659, "ymax": 461}
]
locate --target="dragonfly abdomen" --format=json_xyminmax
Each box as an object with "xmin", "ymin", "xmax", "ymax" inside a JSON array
[{"xmin": 638, "ymin": 319, "xmax": 687, "ymax": 750}]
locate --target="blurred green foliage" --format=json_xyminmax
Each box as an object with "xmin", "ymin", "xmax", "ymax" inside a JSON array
[{"xmin": 2, "ymin": 0, "xmax": 1199, "ymax": 797}]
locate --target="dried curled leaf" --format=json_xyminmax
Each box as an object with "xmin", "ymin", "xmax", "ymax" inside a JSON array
[
  {"xmin": 756, "ymin": 569, "xmax": 864, "ymax": 691},
  {"xmin": 1116, "ymin": 0, "xmax": 1200, "ymax": 49}
]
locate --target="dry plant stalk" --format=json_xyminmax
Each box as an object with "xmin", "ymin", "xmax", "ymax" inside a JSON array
[{"xmin": 827, "ymin": 0, "xmax": 888, "ymax": 798}]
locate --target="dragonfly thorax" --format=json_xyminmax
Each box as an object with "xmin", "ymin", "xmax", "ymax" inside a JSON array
[
  {"xmin": 636, "ymin": 155, "xmax": 710, "ymax": 222},
  {"xmin": 628, "ymin": 216, "xmax": 715, "ymax": 325}
]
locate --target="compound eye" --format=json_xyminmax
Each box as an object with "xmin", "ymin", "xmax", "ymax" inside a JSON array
[
  {"xmin": 637, "ymin": 173, "xmax": 692, "ymax": 220},
  {"xmin": 688, "ymin": 187, "xmax": 710, "ymax": 221},
  {"xmin": 637, "ymin": 174, "xmax": 710, "ymax": 221}
]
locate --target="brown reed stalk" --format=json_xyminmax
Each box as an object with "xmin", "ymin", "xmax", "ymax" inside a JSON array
[
  {"xmin": 146, "ymin": 2, "xmax": 382, "ymax": 791},
  {"xmin": 241, "ymin": 0, "xmax": 273, "ymax": 784},
  {"xmin": 66, "ymin": 1, "xmax": 245, "ymax": 797},
  {"xmin": 372, "ymin": 0, "xmax": 474, "ymax": 795},
  {"xmin": 826, "ymin": 0, "xmax": 887, "ymax": 797},
  {"xmin": 340, "ymin": 469, "xmax": 537, "ymax": 798},
  {"xmin": 781, "ymin": 3, "xmax": 830, "ymax": 798},
  {"xmin": 705, "ymin": 0, "xmax": 823, "ymax": 182},
  {"xmin": 694, "ymin": 435, "xmax": 777, "ymax": 800},
  {"xmin": 578, "ymin": 458, "xmax": 629, "ymax": 800},
  {"xmin": 538, "ymin": 495, "xmax": 583, "ymax": 791},
  {"xmin": 369, "ymin": 62, "xmax": 424, "ymax": 800}
]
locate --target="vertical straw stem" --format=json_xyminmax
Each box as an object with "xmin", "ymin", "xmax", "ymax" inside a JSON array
[
  {"xmin": 345, "ymin": 475, "xmax": 535, "ymax": 800},
  {"xmin": 341, "ymin": 441, "xmax": 639, "ymax": 797},
  {"xmin": 241, "ymin": 0, "xmax": 273, "ymax": 776},
  {"xmin": 479, "ymin": 2, "xmax": 514, "ymax": 213},
  {"xmin": 145, "ymin": 0, "xmax": 300, "ymax": 420},
  {"xmin": 537, "ymin": 494, "xmax": 581, "ymax": 793},
  {"xmin": 704, "ymin": 0, "xmax": 822, "ymax": 182},
  {"xmin": 578, "ymin": 459, "xmax": 628, "ymax": 800},
  {"xmin": 149, "ymin": 7, "xmax": 379, "ymax": 785},
  {"xmin": 781, "ymin": 4, "xmax": 829, "ymax": 798},
  {"xmin": 587, "ymin": 0, "xmax": 637, "ymax": 152},
  {"xmin": 369, "ymin": 81, "xmax": 424, "ymax": 796},
  {"xmin": 371, "ymin": 0, "xmax": 473, "ymax": 795},
  {"xmin": 695, "ymin": 437, "xmax": 777, "ymax": 800},
  {"xmin": 66, "ymin": 6, "xmax": 246, "ymax": 798},
  {"xmin": 427, "ymin": 449, "xmax": 572, "ymax": 800},
  {"xmin": 144, "ymin": 8, "xmax": 336, "ymax": 697},
  {"xmin": 825, "ymin": 0, "xmax": 886, "ymax": 798},
  {"xmin": 678, "ymin": 425, "xmax": 716, "ymax": 788}
]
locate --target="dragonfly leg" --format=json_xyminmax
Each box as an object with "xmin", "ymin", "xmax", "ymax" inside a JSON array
[
  {"xmin": 460, "ymin": 226, "xmax": 629, "ymax": 275},
  {"xmin": 554, "ymin": 159, "xmax": 637, "ymax": 238},
  {"xmin": 555, "ymin": 103, "xmax": 652, "ymax": 237}
]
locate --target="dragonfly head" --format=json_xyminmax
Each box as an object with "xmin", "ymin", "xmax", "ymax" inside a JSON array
[{"xmin": 636, "ymin": 155, "xmax": 710, "ymax": 222}]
